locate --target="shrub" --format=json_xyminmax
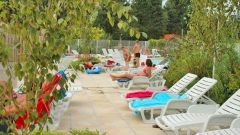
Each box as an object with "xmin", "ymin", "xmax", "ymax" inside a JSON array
[
  {"xmin": 30, "ymin": 129, "xmax": 105, "ymax": 135},
  {"xmin": 32, "ymin": 131, "xmax": 66, "ymax": 135},
  {"xmin": 209, "ymin": 49, "xmax": 240, "ymax": 104},
  {"xmin": 70, "ymin": 129, "xmax": 106, "ymax": 135},
  {"xmin": 90, "ymin": 57, "xmax": 101, "ymax": 65},
  {"xmin": 148, "ymin": 39, "xmax": 167, "ymax": 50},
  {"xmin": 165, "ymin": 41, "xmax": 212, "ymax": 87},
  {"xmin": 69, "ymin": 60, "xmax": 85, "ymax": 72},
  {"xmin": 69, "ymin": 57, "xmax": 101, "ymax": 69},
  {"xmin": 165, "ymin": 40, "xmax": 240, "ymax": 104}
]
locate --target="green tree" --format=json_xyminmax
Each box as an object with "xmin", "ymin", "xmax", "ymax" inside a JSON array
[
  {"xmin": 165, "ymin": 0, "xmax": 240, "ymax": 104},
  {"xmin": 94, "ymin": 0, "xmax": 147, "ymax": 40},
  {"xmin": 164, "ymin": 0, "xmax": 190, "ymax": 35},
  {"xmin": 94, "ymin": 3, "xmax": 123, "ymax": 39},
  {"xmin": 0, "ymin": 0, "xmax": 143, "ymax": 134},
  {"xmin": 131, "ymin": 0, "xmax": 167, "ymax": 39}
]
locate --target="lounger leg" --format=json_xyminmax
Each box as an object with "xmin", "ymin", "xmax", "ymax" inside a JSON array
[
  {"xmin": 140, "ymin": 109, "xmax": 155, "ymax": 123},
  {"xmin": 174, "ymin": 129, "xmax": 180, "ymax": 135},
  {"xmin": 187, "ymin": 129, "xmax": 190, "ymax": 135}
]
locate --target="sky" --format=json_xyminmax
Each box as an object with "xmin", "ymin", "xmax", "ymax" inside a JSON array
[{"xmin": 162, "ymin": 0, "xmax": 168, "ymax": 7}]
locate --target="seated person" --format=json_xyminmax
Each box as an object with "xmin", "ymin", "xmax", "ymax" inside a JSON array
[
  {"xmin": 0, "ymin": 81, "xmax": 27, "ymax": 133},
  {"xmin": 0, "ymin": 71, "xmax": 66, "ymax": 132},
  {"xmin": 0, "ymin": 81, "xmax": 27, "ymax": 116},
  {"xmin": 110, "ymin": 59, "xmax": 153, "ymax": 81}
]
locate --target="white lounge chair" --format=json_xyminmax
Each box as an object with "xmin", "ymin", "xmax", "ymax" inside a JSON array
[
  {"xmin": 113, "ymin": 54, "xmax": 125, "ymax": 67},
  {"xmin": 152, "ymin": 49, "xmax": 161, "ymax": 57},
  {"xmin": 114, "ymin": 49, "xmax": 125, "ymax": 62},
  {"xmin": 106, "ymin": 49, "xmax": 125, "ymax": 67},
  {"xmin": 108, "ymin": 49, "xmax": 115, "ymax": 56},
  {"xmin": 114, "ymin": 49, "xmax": 119, "ymax": 54},
  {"xmin": 196, "ymin": 118, "xmax": 240, "ymax": 135},
  {"xmin": 72, "ymin": 50, "xmax": 79, "ymax": 55},
  {"xmin": 102, "ymin": 48, "xmax": 110, "ymax": 57},
  {"xmin": 155, "ymin": 89, "xmax": 240, "ymax": 135},
  {"xmin": 123, "ymin": 73, "xmax": 198, "ymax": 102},
  {"xmin": 148, "ymin": 68, "xmax": 167, "ymax": 87},
  {"xmin": 119, "ymin": 68, "xmax": 167, "ymax": 90},
  {"xmin": 129, "ymin": 77, "xmax": 217, "ymax": 123},
  {"xmin": 140, "ymin": 55, "xmax": 148, "ymax": 65}
]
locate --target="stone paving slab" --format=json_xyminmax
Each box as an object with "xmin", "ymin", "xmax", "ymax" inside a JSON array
[{"xmin": 56, "ymin": 73, "xmax": 178, "ymax": 135}]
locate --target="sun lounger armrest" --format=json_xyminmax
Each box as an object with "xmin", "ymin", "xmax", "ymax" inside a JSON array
[
  {"xmin": 132, "ymin": 76, "xmax": 149, "ymax": 84},
  {"xmin": 160, "ymin": 99, "xmax": 193, "ymax": 117},
  {"xmin": 146, "ymin": 87, "xmax": 164, "ymax": 91},
  {"xmin": 187, "ymin": 104, "xmax": 219, "ymax": 113},
  {"xmin": 231, "ymin": 118, "xmax": 240, "ymax": 128},
  {"xmin": 129, "ymin": 69, "xmax": 141, "ymax": 74},
  {"xmin": 151, "ymin": 91, "xmax": 176, "ymax": 99},
  {"xmin": 201, "ymin": 114, "xmax": 237, "ymax": 132}
]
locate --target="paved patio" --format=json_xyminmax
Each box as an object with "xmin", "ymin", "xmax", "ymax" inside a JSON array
[{"xmin": 57, "ymin": 73, "xmax": 175, "ymax": 135}]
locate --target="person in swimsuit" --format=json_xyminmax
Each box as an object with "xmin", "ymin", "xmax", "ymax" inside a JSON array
[
  {"xmin": 133, "ymin": 40, "xmax": 141, "ymax": 68},
  {"xmin": 122, "ymin": 47, "xmax": 131, "ymax": 70},
  {"xmin": 110, "ymin": 59, "xmax": 152, "ymax": 81}
]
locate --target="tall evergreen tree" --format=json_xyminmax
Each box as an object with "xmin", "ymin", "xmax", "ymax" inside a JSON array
[
  {"xmin": 131, "ymin": 0, "xmax": 167, "ymax": 39},
  {"xmin": 164, "ymin": 0, "xmax": 190, "ymax": 35}
]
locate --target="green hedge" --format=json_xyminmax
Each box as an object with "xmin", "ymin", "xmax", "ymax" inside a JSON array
[
  {"xmin": 30, "ymin": 129, "xmax": 105, "ymax": 135},
  {"xmin": 148, "ymin": 39, "xmax": 167, "ymax": 50},
  {"xmin": 165, "ymin": 41, "xmax": 240, "ymax": 104},
  {"xmin": 70, "ymin": 129, "xmax": 106, "ymax": 135}
]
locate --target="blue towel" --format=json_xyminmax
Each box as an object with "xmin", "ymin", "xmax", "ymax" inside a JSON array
[
  {"xmin": 60, "ymin": 88, "xmax": 67, "ymax": 97},
  {"xmin": 130, "ymin": 93, "xmax": 187, "ymax": 109},
  {"xmin": 57, "ymin": 70, "xmax": 67, "ymax": 79}
]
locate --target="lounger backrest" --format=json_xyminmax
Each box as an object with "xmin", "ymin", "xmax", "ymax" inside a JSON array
[
  {"xmin": 114, "ymin": 49, "xmax": 119, "ymax": 53},
  {"xmin": 186, "ymin": 77, "xmax": 217, "ymax": 103},
  {"xmin": 152, "ymin": 49, "xmax": 160, "ymax": 56},
  {"xmin": 102, "ymin": 48, "xmax": 108, "ymax": 56},
  {"xmin": 151, "ymin": 67, "xmax": 165, "ymax": 75},
  {"xmin": 149, "ymin": 69, "xmax": 167, "ymax": 82},
  {"xmin": 168, "ymin": 73, "xmax": 198, "ymax": 94},
  {"xmin": 216, "ymin": 89, "xmax": 240, "ymax": 116},
  {"xmin": 108, "ymin": 49, "xmax": 115, "ymax": 55},
  {"xmin": 114, "ymin": 49, "xmax": 124, "ymax": 59}
]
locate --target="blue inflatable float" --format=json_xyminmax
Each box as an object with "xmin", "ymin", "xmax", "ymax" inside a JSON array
[{"xmin": 86, "ymin": 67, "xmax": 102, "ymax": 74}]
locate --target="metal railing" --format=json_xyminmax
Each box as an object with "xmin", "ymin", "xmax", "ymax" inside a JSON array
[{"xmin": 69, "ymin": 39, "xmax": 149, "ymax": 54}]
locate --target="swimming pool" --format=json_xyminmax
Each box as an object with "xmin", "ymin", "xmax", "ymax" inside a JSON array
[{"xmin": 151, "ymin": 58, "xmax": 161, "ymax": 65}]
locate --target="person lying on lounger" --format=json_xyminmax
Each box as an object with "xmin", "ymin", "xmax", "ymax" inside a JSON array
[{"xmin": 110, "ymin": 59, "xmax": 153, "ymax": 81}]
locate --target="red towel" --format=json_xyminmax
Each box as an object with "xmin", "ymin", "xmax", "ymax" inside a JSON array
[
  {"xmin": 84, "ymin": 63, "xmax": 93, "ymax": 69},
  {"xmin": 126, "ymin": 88, "xmax": 168, "ymax": 99},
  {"xmin": 107, "ymin": 60, "xmax": 115, "ymax": 65},
  {"xmin": 126, "ymin": 91, "xmax": 154, "ymax": 99},
  {"xmin": 15, "ymin": 74, "xmax": 61, "ymax": 129}
]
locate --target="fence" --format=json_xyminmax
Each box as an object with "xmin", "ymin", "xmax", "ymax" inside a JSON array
[
  {"xmin": 0, "ymin": 33, "xmax": 20, "ymax": 87},
  {"xmin": 69, "ymin": 39, "xmax": 149, "ymax": 54}
]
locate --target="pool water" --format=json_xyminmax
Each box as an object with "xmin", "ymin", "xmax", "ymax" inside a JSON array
[{"xmin": 151, "ymin": 59, "xmax": 161, "ymax": 65}]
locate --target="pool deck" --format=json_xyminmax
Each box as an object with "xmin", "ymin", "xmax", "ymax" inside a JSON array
[{"xmin": 56, "ymin": 73, "xmax": 178, "ymax": 135}]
